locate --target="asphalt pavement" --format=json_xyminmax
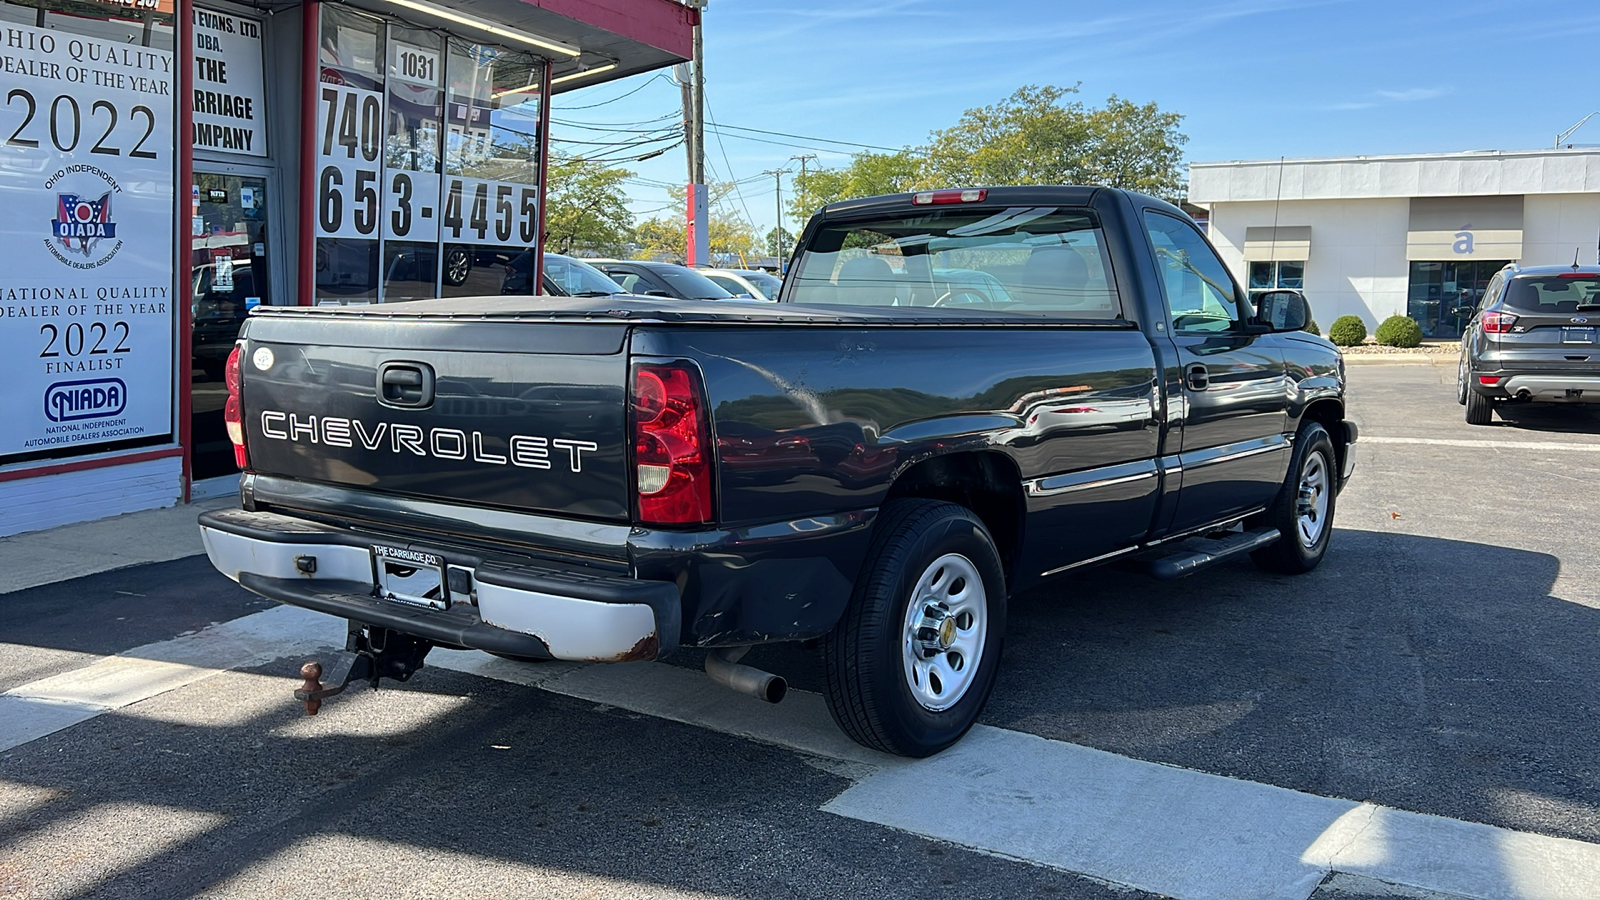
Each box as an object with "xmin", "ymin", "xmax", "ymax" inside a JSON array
[{"xmin": 3, "ymin": 360, "xmax": 1598, "ymax": 900}]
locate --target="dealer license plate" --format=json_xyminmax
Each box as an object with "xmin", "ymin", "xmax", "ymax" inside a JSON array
[
  {"xmin": 1561, "ymin": 327, "xmax": 1596, "ymax": 344},
  {"xmin": 373, "ymin": 545, "xmax": 447, "ymax": 609}
]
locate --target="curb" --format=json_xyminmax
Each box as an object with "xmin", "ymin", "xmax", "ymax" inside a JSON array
[
  {"xmin": 1343, "ymin": 354, "xmax": 1438, "ymax": 366},
  {"xmin": 0, "ymin": 497, "xmax": 233, "ymax": 595}
]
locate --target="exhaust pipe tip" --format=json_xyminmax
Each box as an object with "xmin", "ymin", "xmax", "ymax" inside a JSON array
[{"xmin": 705, "ymin": 647, "xmax": 787, "ymax": 704}]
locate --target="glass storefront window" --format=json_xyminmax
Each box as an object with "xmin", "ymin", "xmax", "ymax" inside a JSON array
[
  {"xmin": 382, "ymin": 26, "xmax": 443, "ymax": 301},
  {"xmin": 440, "ymin": 41, "xmax": 544, "ymax": 298},
  {"xmin": 1406, "ymin": 259, "xmax": 1510, "ymax": 339},
  {"xmin": 313, "ymin": 8, "xmax": 547, "ymax": 304}
]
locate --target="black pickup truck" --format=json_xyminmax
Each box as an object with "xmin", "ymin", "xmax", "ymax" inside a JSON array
[{"xmin": 200, "ymin": 186, "xmax": 1355, "ymax": 757}]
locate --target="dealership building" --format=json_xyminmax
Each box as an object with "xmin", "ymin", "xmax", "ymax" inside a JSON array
[
  {"xmin": 0, "ymin": 0, "xmax": 695, "ymax": 537},
  {"xmin": 1189, "ymin": 148, "xmax": 1600, "ymax": 337}
]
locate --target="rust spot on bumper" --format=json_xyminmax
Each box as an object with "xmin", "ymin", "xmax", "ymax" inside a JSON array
[{"xmin": 614, "ymin": 634, "xmax": 660, "ymax": 663}]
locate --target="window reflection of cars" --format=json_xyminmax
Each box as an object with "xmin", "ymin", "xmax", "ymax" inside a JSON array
[
  {"xmin": 699, "ymin": 268, "xmax": 783, "ymax": 301},
  {"xmin": 588, "ymin": 260, "xmax": 737, "ymax": 301},
  {"xmin": 504, "ymin": 253, "xmax": 625, "ymax": 296},
  {"xmin": 191, "ymin": 260, "xmax": 254, "ymax": 379}
]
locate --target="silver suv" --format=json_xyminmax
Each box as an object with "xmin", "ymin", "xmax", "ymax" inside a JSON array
[{"xmin": 1458, "ymin": 263, "xmax": 1600, "ymax": 424}]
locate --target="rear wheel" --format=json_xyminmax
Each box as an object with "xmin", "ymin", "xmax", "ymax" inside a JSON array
[
  {"xmin": 1456, "ymin": 357, "xmax": 1469, "ymax": 405},
  {"xmin": 1251, "ymin": 422, "xmax": 1336, "ymax": 575},
  {"xmin": 822, "ymin": 500, "xmax": 1006, "ymax": 757},
  {"xmin": 1465, "ymin": 386, "xmax": 1493, "ymax": 425}
]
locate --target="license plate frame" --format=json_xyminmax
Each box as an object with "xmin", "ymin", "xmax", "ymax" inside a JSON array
[
  {"xmin": 1561, "ymin": 327, "xmax": 1596, "ymax": 344},
  {"xmin": 372, "ymin": 545, "xmax": 448, "ymax": 609}
]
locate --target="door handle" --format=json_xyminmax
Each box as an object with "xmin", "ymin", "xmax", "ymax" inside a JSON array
[
  {"xmin": 378, "ymin": 362, "xmax": 435, "ymax": 408},
  {"xmin": 1186, "ymin": 363, "xmax": 1210, "ymax": 391}
]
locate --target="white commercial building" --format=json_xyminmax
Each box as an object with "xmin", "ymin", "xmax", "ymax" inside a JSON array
[{"xmin": 1188, "ymin": 149, "xmax": 1600, "ymax": 339}]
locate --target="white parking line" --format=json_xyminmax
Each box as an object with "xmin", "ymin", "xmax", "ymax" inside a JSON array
[
  {"xmin": 1364, "ymin": 436, "xmax": 1600, "ymax": 452},
  {"xmin": 0, "ymin": 605, "xmax": 336, "ymax": 753},
  {"xmin": 9, "ymin": 610, "xmax": 1600, "ymax": 900}
]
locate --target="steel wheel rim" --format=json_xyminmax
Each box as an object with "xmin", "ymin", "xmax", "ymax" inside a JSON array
[
  {"xmin": 901, "ymin": 553, "xmax": 988, "ymax": 712},
  {"xmin": 1458, "ymin": 358, "xmax": 1468, "ymax": 402},
  {"xmin": 1295, "ymin": 451, "xmax": 1331, "ymax": 548}
]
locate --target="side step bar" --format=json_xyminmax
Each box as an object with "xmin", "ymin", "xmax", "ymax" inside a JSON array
[{"xmin": 1149, "ymin": 528, "xmax": 1280, "ymax": 580}]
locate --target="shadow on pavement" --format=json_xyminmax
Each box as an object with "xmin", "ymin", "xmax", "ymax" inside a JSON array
[
  {"xmin": 983, "ymin": 527, "xmax": 1600, "ymax": 844},
  {"xmin": 1485, "ymin": 401, "xmax": 1600, "ymax": 433}
]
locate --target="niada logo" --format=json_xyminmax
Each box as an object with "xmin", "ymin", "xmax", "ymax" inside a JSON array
[
  {"xmin": 42, "ymin": 165, "xmax": 124, "ymax": 270},
  {"xmin": 45, "ymin": 378, "xmax": 127, "ymax": 422}
]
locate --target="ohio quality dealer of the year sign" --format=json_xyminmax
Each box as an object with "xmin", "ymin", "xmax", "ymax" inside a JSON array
[{"xmin": 0, "ymin": 20, "xmax": 175, "ymax": 460}]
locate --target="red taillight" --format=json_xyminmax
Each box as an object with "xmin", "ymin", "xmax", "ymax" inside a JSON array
[
  {"xmin": 1481, "ymin": 310, "xmax": 1518, "ymax": 333},
  {"xmin": 911, "ymin": 189, "xmax": 987, "ymax": 205},
  {"xmin": 631, "ymin": 362, "xmax": 713, "ymax": 525},
  {"xmin": 223, "ymin": 344, "xmax": 248, "ymax": 469},
  {"xmin": 1478, "ymin": 375, "xmax": 1503, "ymax": 386}
]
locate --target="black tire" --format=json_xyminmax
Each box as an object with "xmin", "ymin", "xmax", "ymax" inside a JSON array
[
  {"xmin": 821, "ymin": 500, "xmax": 1006, "ymax": 757},
  {"xmin": 1465, "ymin": 386, "xmax": 1493, "ymax": 425},
  {"xmin": 1250, "ymin": 422, "xmax": 1337, "ymax": 575},
  {"xmin": 1456, "ymin": 358, "xmax": 1469, "ymax": 405}
]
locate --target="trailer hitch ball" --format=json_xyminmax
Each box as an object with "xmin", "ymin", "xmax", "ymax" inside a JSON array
[{"xmin": 298, "ymin": 661, "xmax": 325, "ymax": 716}]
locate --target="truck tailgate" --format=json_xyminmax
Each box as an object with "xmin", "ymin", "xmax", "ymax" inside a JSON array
[{"xmin": 239, "ymin": 312, "xmax": 631, "ymax": 522}]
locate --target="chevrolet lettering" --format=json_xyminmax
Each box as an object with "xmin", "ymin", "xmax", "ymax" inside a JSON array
[
  {"xmin": 201, "ymin": 186, "xmax": 1358, "ymax": 757},
  {"xmin": 256, "ymin": 410, "xmax": 597, "ymax": 472}
]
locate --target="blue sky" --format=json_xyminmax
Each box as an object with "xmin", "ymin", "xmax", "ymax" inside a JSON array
[{"xmin": 551, "ymin": 0, "xmax": 1600, "ymax": 238}]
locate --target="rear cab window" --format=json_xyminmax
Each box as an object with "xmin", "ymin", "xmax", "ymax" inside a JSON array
[
  {"xmin": 1504, "ymin": 275, "xmax": 1600, "ymax": 313},
  {"xmin": 786, "ymin": 206, "xmax": 1123, "ymax": 319}
]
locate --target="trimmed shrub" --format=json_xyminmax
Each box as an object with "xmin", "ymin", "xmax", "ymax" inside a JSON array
[
  {"xmin": 1375, "ymin": 315, "xmax": 1423, "ymax": 348},
  {"xmin": 1304, "ymin": 319, "xmax": 1320, "ymax": 336},
  {"xmin": 1328, "ymin": 315, "xmax": 1367, "ymax": 347}
]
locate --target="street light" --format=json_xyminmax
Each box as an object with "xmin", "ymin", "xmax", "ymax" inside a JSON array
[{"xmin": 1556, "ymin": 112, "xmax": 1600, "ymax": 148}]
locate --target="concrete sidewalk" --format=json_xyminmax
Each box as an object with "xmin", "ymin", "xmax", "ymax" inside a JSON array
[
  {"xmin": 1342, "ymin": 352, "xmax": 1440, "ymax": 365},
  {"xmin": 0, "ymin": 497, "xmax": 233, "ymax": 595}
]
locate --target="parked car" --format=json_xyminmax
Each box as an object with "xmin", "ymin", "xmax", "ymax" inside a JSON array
[
  {"xmin": 191, "ymin": 259, "xmax": 256, "ymax": 380},
  {"xmin": 1457, "ymin": 263, "xmax": 1600, "ymax": 424},
  {"xmin": 200, "ymin": 185, "xmax": 1355, "ymax": 758},
  {"xmin": 500, "ymin": 252, "xmax": 625, "ymax": 297},
  {"xmin": 699, "ymin": 267, "xmax": 783, "ymax": 301},
  {"xmin": 587, "ymin": 259, "xmax": 737, "ymax": 301}
]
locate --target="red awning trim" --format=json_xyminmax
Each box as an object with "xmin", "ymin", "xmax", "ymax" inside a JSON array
[{"xmin": 527, "ymin": 0, "xmax": 694, "ymax": 59}]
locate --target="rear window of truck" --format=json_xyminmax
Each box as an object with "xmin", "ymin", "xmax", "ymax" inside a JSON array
[
  {"xmin": 1504, "ymin": 275, "xmax": 1600, "ymax": 313},
  {"xmin": 787, "ymin": 207, "xmax": 1122, "ymax": 318}
]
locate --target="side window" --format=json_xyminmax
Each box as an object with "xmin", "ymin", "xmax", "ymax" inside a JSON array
[
  {"xmin": 1479, "ymin": 274, "xmax": 1503, "ymax": 311},
  {"xmin": 1143, "ymin": 211, "xmax": 1245, "ymax": 333}
]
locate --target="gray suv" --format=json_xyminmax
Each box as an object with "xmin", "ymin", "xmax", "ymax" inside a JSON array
[{"xmin": 1457, "ymin": 263, "xmax": 1600, "ymax": 424}]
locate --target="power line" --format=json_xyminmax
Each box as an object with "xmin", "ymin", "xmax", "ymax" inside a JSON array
[
  {"xmin": 709, "ymin": 122, "xmax": 927, "ymax": 156},
  {"xmin": 549, "ymin": 130, "xmax": 683, "ymax": 148},
  {"xmin": 552, "ymin": 72, "xmax": 672, "ymax": 110},
  {"xmin": 705, "ymin": 94, "xmax": 758, "ymax": 235}
]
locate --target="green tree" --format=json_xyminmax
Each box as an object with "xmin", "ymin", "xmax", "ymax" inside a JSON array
[
  {"xmin": 764, "ymin": 226, "xmax": 795, "ymax": 258},
  {"xmin": 788, "ymin": 150, "xmax": 922, "ymax": 223},
  {"xmin": 919, "ymin": 84, "xmax": 1187, "ymax": 200},
  {"xmin": 632, "ymin": 182, "xmax": 760, "ymax": 264},
  {"xmin": 542, "ymin": 153, "xmax": 635, "ymax": 256}
]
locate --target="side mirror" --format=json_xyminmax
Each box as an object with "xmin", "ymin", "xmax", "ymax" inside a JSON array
[{"xmin": 1254, "ymin": 290, "xmax": 1309, "ymax": 332}]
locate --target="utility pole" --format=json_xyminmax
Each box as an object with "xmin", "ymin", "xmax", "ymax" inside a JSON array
[
  {"xmin": 763, "ymin": 168, "xmax": 791, "ymax": 269},
  {"xmin": 790, "ymin": 154, "xmax": 817, "ymax": 223},
  {"xmin": 683, "ymin": 1, "xmax": 709, "ymax": 266}
]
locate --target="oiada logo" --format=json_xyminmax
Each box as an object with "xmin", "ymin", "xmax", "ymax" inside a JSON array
[
  {"xmin": 54, "ymin": 193, "xmax": 116, "ymax": 252},
  {"xmin": 45, "ymin": 378, "xmax": 127, "ymax": 422},
  {"xmin": 43, "ymin": 166, "xmax": 124, "ymax": 269}
]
